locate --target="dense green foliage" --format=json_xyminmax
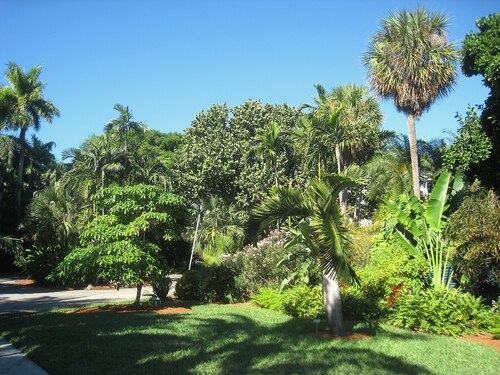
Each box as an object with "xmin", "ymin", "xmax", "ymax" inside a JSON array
[
  {"xmin": 388, "ymin": 288, "xmax": 499, "ymax": 336},
  {"xmin": 174, "ymin": 101, "xmax": 301, "ymax": 207},
  {"xmin": 443, "ymin": 106, "xmax": 492, "ymax": 174},
  {"xmin": 462, "ymin": 14, "xmax": 500, "ymax": 192},
  {"xmin": 251, "ymin": 285, "xmax": 324, "ymax": 319},
  {"xmin": 448, "ymin": 189, "xmax": 500, "ymax": 298},
  {"xmin": 52, "ymin": 185, "xmax": 189, "ymax": 302},
  {"xmin": 2, "ymin": 7, "xmax": 499, "ymax": 345},
  {"xmin": 175, "ymin": 264, "xmax": 240, "ymax": 303}
]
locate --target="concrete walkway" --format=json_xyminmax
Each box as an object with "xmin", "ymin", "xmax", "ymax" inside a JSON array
[
  {"xmin": 0, "ymin": 274, "xmax": 181, "ymax": 374},
  {"xmin": 0, "ymin": 339, "xmax": 49, "ymax": 375}
]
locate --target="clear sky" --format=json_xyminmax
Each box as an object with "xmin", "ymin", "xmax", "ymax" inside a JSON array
[{"xmin": 1, "ymin": 0, "xmax": 498, "ymax": 159}]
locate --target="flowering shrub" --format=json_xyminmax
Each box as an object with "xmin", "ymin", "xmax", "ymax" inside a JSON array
[{"xmin": 222, "ymin": 230, "xmax": 320, "ymax": 298}]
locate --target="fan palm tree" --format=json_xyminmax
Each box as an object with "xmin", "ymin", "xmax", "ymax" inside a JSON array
[
  {"xmin": 0, "ymin": 62, "xmax": 59, "ymax": 217},
  {"xmin": 364, "ymin": 7, "xmax": 458, "ymax": 198},
  {"xmin": 27, "ymin": 184, "xmax": 79, "ymax": 250},
  {"xmin": 252, "ymin": 175, "xmax": 359, "ymax": 336}
]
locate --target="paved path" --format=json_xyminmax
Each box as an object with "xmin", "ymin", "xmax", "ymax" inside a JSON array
[
  {"xmin": 0, "ymin": 339, "xmax": 49, "ymax": 375},
  {"xmin": 0, "ymin": 274, "xmax": 181, "ymax": 374},
  {"xmin": 0, "ymin": 275, "xmax": 155, "ymax": 313}
]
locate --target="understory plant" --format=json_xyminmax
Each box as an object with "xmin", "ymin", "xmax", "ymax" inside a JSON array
[
  {"xmin": 383, "ymin": 171, "xmax": 463, "ymax": 289},
  {"xmin": 388, "ymin": 288, "xmax": 499, "ymax": 336},
  {"xmin": 251, "ymin": 284, "xmax": 324, "ymax": 319}
]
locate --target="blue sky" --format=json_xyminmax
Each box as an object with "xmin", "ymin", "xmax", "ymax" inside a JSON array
[{"xmin": 1, "ymin": 0, "xmax": 498, "ymax": 159}]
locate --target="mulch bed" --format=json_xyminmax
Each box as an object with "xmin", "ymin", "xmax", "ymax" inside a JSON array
[
  {"xmin": 459, "ymin": 334, "xmax": 499, "ymax": 351},
  {"xmin": 14, "ymin": 279, "xmax": 36, "ymax": 286},
  {"xmin": 65, "ymin": 304, "xmax": 192, "ymax": 315}
]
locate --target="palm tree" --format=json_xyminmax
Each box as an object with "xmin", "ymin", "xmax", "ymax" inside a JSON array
[
  {"xmin": 61, "ymin": 134, "xmax": 123, "ymax": 209},
  {"xmin": 302, "ymin": 84, "xmax": 382, "ymax": 212},
  {"xmin": 0, "ymin": 62, "xmax": 59, "ymax": 217},
  {"xmin": 104, "ymin": 104, "xmax": 146, "ymax": 183},
  {"xmin": 364, "ymin": 7, "xmax": 458, "ymax": 198},
  {"xmin": 255, "ymin": 121, "xmax": 283, "ymax": 188},
  {"xmin": 0, "ymin": 135, "xmax": 16, "ymax": 227},
  {"xmin": 252, "ymin": 175, "xmax": 358, "ymax": 336},
  {"xmin": 193, "ymin": 196, "xmax": 246, "ymax": 265}
]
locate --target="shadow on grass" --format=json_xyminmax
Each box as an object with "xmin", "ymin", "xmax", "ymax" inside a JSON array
[{"xmin": 0, "ymin": 306, "xmax": 434, "ymax": 375}]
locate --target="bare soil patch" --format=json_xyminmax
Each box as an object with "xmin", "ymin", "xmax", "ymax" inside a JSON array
[
  {"xmin": 65, "ymin": 304, "xmax": 192, "ymax": 315},
  {"xmin": 459, "ymin": 334, "xmax": 499, "ymax": 351},
  {"xmin": 14, "ymin": 279, "xmax": 35, "ymax": 286}
]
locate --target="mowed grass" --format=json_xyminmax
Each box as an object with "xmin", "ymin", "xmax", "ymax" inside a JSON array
[{"xmin": 0, "ymin": 303, "xmax": 498, "ymax": 374}]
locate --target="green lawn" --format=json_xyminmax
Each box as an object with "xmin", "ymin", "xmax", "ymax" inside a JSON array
[{"xmin": 0, "ymin": 303, "xmax": 498, "ymax": 374}]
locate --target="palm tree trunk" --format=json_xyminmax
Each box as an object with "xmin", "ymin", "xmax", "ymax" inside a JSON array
[
  {"xmin": 322, "ymin": 274, "xmax": 346, "ymax": 336},
  {"xmin": 0, "ymin": 164, "xmax": 3, "ymax": 231},
  {"xmin": 335, "ymin": 145, "xmax": 348, "ymax": 214},
  {"xmin": 15, "ymin": 127, "xmax": 27, "ymax": 219},
  {"xmin": 406, "ymin": 114, "xmax": 420, "ymax": 198},
  {"xmin": 134, "ymin": 283, "xmax": 143, "ymax": 305}
]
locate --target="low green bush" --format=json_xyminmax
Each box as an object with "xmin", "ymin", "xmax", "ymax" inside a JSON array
[
  {"xmin": 341, "ymin": 284, "xmax": 387, "ymax": 322},
  {"xmin": 175, "ymin": 270, "xmax": 204, "ymax": 300},
  {"xmin": 388, "ymin": 288, "xmax": 498, "ymax": 336},
  {"xmin": 17, "ymin": 245, "xmax": 69, "ymax": 285},
  {"xmin": 201, "ymin": 264, "xmax": 241, "ymax": 303},
  {"xmin": 252, "ymin": 284, "xmax": 324, "ymax": 319},
  {"xmin": 250, "ymin": 287, "xmax": 284, "ymax": 312},
  {"xmin": 281, "ymin": 285, "xmax": 323, "ymax": 319},
  {"xmin": 151, "ymin": 276, "xmax": 172, "ymax": 301},
  {"xmin": 175, "ymin": 264, "xmax": 242, "ymax": 303}
]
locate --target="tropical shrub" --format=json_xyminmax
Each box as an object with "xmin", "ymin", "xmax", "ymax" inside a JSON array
[
  {"xmin": 16, "ymin": 245, "xmax": 67, "ymax": 285},
  {"xmin": 381, "ymin": 171, "xmax": 463, "ymax": 289},
  {"xmin": 341, "ymin": 284, "xmax": 387, "ymax": 322},
  {"xmin": 252, "ymin": 284, "xmax": 324, "ymax": 319},
  {"xmin": 175, "ymin": 270, "xmax": 203, "ymax": 300},
  {"xmin": 388, "ymin": 288, "xmax": 498, "ymax": 336},
  {"xmin": 151, "ymin": 276, "xmax": 172, "ymax": 301},
  {"xmin": 52, "ymin": 184, "xmax": 189, "ymax": 304},
  {"xmin": 250, "ymin": 287, "xmax": 284, "ymax": 312},
  {"xmin": 222, "ymin": 230, "xmax": 321, "ymax": 297},
  {"xmin": 175, "ymin": 264, "xmax": 242, "ymax": 303},
  {"xmin": 447, "ymin": 189, "xmax": 500, "ymax": 299},
  {"xmin": 281, "ymin": 285, "xmax": 323, "ymax": 319}
]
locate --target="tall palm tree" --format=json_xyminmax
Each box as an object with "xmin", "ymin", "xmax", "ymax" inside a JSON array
[
  {"xmin": 252, "ymin": 175, "xmax": 358, "ymax": 336},
  {"xmin": 104, "ymin": 104, "xmax": 146, "ymax": 183},
  {"xmin": 302, "ymin": 84, "xmax": 382, "ymax": 212},
  {"xmin": 0, "ymin": 62, "xmax": 59, "ymax": 217},
  {"xmin": 364, "ymin": 7, "xmax": 458, "ymax": 198}
]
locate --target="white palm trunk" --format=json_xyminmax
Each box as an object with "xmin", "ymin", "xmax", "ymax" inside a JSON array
[{"xmin": 322, "ymin": 274, "xmax": 346, "ymax": 336}]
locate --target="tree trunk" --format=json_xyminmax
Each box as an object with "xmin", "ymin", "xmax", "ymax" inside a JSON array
[
  {"xmin": 406, "ymin": 114, "xmax": 420, "ymax": 198},
  {"xmin": 322, "ymin": 274, "xmax": 346, "ymax": 336},
  {"xmin": 15, "ymin": 127, "xmax": 27, "ymax": 220},
  {"xmin": 335, "ymin": 145, "xmax": 348, "ymax": 214},
  {"xmin": 0, "ymin": 164, "xmax": 3, "ymax": 231},
  {"xmin": 134, "ymin": 283, "xmax": 143, "ymax": 305}
]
